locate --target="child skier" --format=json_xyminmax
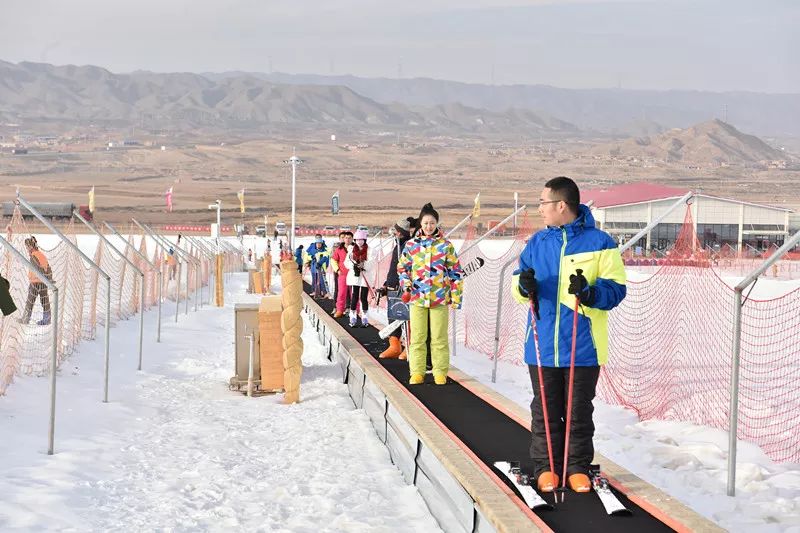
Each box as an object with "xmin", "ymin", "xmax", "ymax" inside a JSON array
[
  {"xmin": 398, "ymin": 203, "xmax": 463, "ymax": 385},
  {"xmin": 20, "ymin": 236, "xmax": 52, "ymax": 325}
]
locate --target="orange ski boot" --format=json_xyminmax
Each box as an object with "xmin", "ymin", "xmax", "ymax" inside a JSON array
[
  {"xmin": 537, "ymin": 472, "xmax": 560, "ymax": 493},
  {"xmin": 568, "ymin": 473, "xmax": 591, "ymax": 493},
  {"xmin": 379, "ymin": 337, "xmax": 403, "ymax": 359}
]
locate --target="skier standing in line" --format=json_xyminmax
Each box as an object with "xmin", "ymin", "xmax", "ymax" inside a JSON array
[
  {"xmin": 330, "ymin": 231, "xmax": 352, "ymax": 317},
  {"xmin": 513, "ymin": 176, "xmax": 626, "ymax": 493},
  {"xmin": 375, "ymin": 216, "xmax": 417, "ymax": 359},
  {"xmin": 20, "ymin": 236, "xmax": 52, "ymax": 325},
  {"xmin": 344, "ymin": 229, "xmax": 371, "ymax": 327},
  {"xmin": 294, "ymin": 244, "xmax": 304, "ymax": 273},
  {"xmin": 398, "ymin": 203, "xmax": 463, "ymax": 385},
  {"xmin": 305, "ymin": 234, "xmax": 330, "ymax": 298}
]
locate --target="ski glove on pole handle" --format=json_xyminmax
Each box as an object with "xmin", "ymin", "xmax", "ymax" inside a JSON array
[
  {"xmin": 568, "ymin": 268, "xmax": 596, "ymax": 306},
  {"xmin": 519, "ymin": 268, "xmax": 540, "ymax": 319}
]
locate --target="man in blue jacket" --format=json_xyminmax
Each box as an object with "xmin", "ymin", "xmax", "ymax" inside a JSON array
[
  {"xmin": 513, "ymin": 176, "xmax": 626, "ymax": 493},
  {"xmin": 305, "ymin": 234, "xmax": 330, "ymax": 298}
]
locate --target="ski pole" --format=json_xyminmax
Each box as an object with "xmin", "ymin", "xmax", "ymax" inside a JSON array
[
  {"xmin": 560, "ymin": 270, "xmax": 582, "ymax": 502},
  {"xmin": 530, "ymin": 300, "xmax": 558, "ymax": 505}
]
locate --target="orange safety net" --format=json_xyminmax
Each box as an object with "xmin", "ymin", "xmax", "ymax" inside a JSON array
[
  {"xmin": 0, "ymin": 211, "xmax": 222, "ymax": 396},
  {"xmin": 454, "ymin": 212, "xmax": 534, "ymax": 361}
]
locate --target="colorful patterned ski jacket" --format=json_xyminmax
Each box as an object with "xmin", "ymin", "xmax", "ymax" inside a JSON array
[
  {"xmin": 398, "ymin": 229, "xmax": 463, "ymax": 309},
  {"xmin": 512, "ymin": 204, "xmax": 626, "ymax": 367}
]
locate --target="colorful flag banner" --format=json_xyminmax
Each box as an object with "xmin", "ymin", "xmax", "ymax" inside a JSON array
[
  {"xmin": 472, "ymin": 192, "xmax": 480, "ymax": 218},
  {"xmin": 166, "ymin": 186, "xmax": 173, "ymax": 212},
  {"xmin": 331, "ymin": 190, "xmax": 340, "ymax": 215},
  {"xmin": 88, "ymin": 186, "xmax": 95, "ymax": 213},
  {"xmin": 237, "ymin": 188, "xmax": 245, "ymax": 213}
]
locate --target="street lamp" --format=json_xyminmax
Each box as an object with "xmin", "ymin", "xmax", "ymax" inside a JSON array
[
  {"xmin": 208, "ymin": 199, "xmax": 221, "ymax": 254},
  {"xmin": 284, "ymin": 152, "xmax": 303, "ymax": 251}
]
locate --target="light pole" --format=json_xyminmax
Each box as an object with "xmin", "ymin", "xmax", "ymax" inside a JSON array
[
  {"xmin": 284, "ymin": 152, "xmax": 303, "ymax": 251},
  {"xmin": 209, "ymin": 200, "xmax": 221, "ymax": 255}
]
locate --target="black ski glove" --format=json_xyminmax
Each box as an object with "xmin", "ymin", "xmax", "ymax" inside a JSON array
[
  {"xmin": 352, "ymin": 263, "xmax": 362, "ymax": 277},
  {"xmin": 568, "ymin": 269, "xmax": 596, "ymax": 306},
  {"xmin": 519, "ymin": 268, "xmax": 540, "ymax": 319}
]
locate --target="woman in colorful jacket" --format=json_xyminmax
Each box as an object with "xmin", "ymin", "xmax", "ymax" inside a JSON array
[
  {"xmin": 21, "ymin": 236, "xmax": 52, "ymax": 325},
  {"xmin": 398, "ymin": 203, "xmax": 463, "ymax": 385},
  {"xmin": 344, "ymin": 229, "xmax": 372, "ymax": 327}
]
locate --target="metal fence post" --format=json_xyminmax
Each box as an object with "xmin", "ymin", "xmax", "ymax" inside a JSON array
[
  {"xmin": 141, "ymin": 223, "xmax": 202, "ymax": 314},
  {"xmin": 726, "ymin": 227, "xmax": 800, "ymax": 496},
  {"xmin": 460, "ymin": 205, "xmax": 527, "ymax": 256},
  {"xmin": 187, "ymin": 236, "xmax": 216, "ymax": 306},
  {"xmin": 75, "ymin": 212, "xmax": 145, "ymax": 371},
  {"xmin": 17, "ymin": 195, "xmax": 113, "ymax": 403},
  {"xmin": 492, "ymin": 257, "xmax": 519, "ymax": 383},
  {"xmin": 104, "ymin": 222, "xmax": 162, "ymax": 343},
  {"xmin": 618, "ymin": 192, "xmax": 694, "ymax": 254}
]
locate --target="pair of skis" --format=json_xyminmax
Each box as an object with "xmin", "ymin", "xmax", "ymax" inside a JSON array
[
  {"xmin": 377, "ymin": 256, "xmax": 485, "ymax": 339},
  {"xmin": 493, "ymin": 461, "xmax": 630, "ymax": 516}
]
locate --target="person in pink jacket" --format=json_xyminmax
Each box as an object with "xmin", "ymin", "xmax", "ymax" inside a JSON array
[{"xmin": 331, "ymin": 231, "xmax": 353, "ymax": 318}]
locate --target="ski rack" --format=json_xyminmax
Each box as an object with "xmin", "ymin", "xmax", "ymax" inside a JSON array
[{"xmin": 300, "ymin": 284, "xmax": 724, "ymax": 533}]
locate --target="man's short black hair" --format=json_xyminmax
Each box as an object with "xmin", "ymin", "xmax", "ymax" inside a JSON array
[{"xmin": 544, "ymin": 176, "xmax": 580, "ymax": 215}]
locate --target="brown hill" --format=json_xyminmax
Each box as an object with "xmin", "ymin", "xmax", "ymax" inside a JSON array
[
  {"xmin": 590, "ymin": 119, "xmax": 786, "ymax": 164},
  {"xmin": 0, "ymin": 60, "xmax": 575, "ymax": 136}
]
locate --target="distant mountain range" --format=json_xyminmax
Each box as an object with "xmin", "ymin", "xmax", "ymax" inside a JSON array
[
  {"xmin": 205, "ymin": 71, "xmax": 800, "ymax": 138},
  {"xmin": 0, "ymin": 60, "xmax": 575, "ymax": 135},
  {"xmin": 1, "ymin": 60, "xmax": 797, "ymax": 140},
  {"xmin": 590, "ymin": 119, "xmax": 787, "ymax": 164}
]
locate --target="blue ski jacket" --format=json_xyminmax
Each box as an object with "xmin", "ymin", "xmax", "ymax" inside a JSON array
[
  {"xmin": 512, "ymin": 205, "xmax": 626, "ymax": 367},
  {"xmin": 305, "ymin": 241, "xmax": 330, "ymax": 273}
]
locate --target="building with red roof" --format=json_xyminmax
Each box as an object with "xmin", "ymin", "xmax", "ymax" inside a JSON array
[{"xmin": 584, "ymin": 182, "xmax": 792, "ymax": 254}]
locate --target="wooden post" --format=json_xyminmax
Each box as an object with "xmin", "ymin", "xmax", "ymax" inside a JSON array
[
  {"xmin": 215, "ymin": 254, "xmax": 224, "ymax": 306},
  {"xmin": 258, "ymin": 295, "xmax": 283, "ymax": 390},
  {"xmin": 280, "ymin": 259, "xmax": 303, "ymax": 403},
  {"xmin": 263, "ymin": 253, "xmax": 272, "ymax": 294}
]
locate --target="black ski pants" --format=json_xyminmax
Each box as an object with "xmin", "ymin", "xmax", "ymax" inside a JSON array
[
  {"xmin": 528, "ymin": 365, "xmax": 600, "ymax": 478},
  {"xmin": 350, "ymin": 285, "xmax": 369, "ymax": 313}
]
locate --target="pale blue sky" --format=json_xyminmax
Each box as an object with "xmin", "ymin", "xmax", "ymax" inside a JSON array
[{"xmin": 1, "ymin": 0, "xmax": 797, "ymax": 92}]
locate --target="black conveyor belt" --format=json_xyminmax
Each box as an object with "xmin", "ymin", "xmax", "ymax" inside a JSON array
[{"xmin": 305, "ymin": 286, "xmax": 675, "ymax": 533}]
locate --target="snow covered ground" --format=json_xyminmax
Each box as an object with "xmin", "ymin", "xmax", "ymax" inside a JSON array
[
  {"xmin": 4, "ymin": 233, "xmax": 799, "ymax": 531},
  {"xmin": 0, "ymin": 273, "xmax": 441, "ymax": 532}
]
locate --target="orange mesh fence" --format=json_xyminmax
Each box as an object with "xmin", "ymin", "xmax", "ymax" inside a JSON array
[
  {"xmin": 1, "ymin": 208, "xmax": 92, "ymax": 394},
  {"xmin": 453, "ymin": 212, "xmax": 534, "ymax": 361},
  {"xmin": 0, "ymin": 213, "xmax": 214, "ymax": 396}
]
